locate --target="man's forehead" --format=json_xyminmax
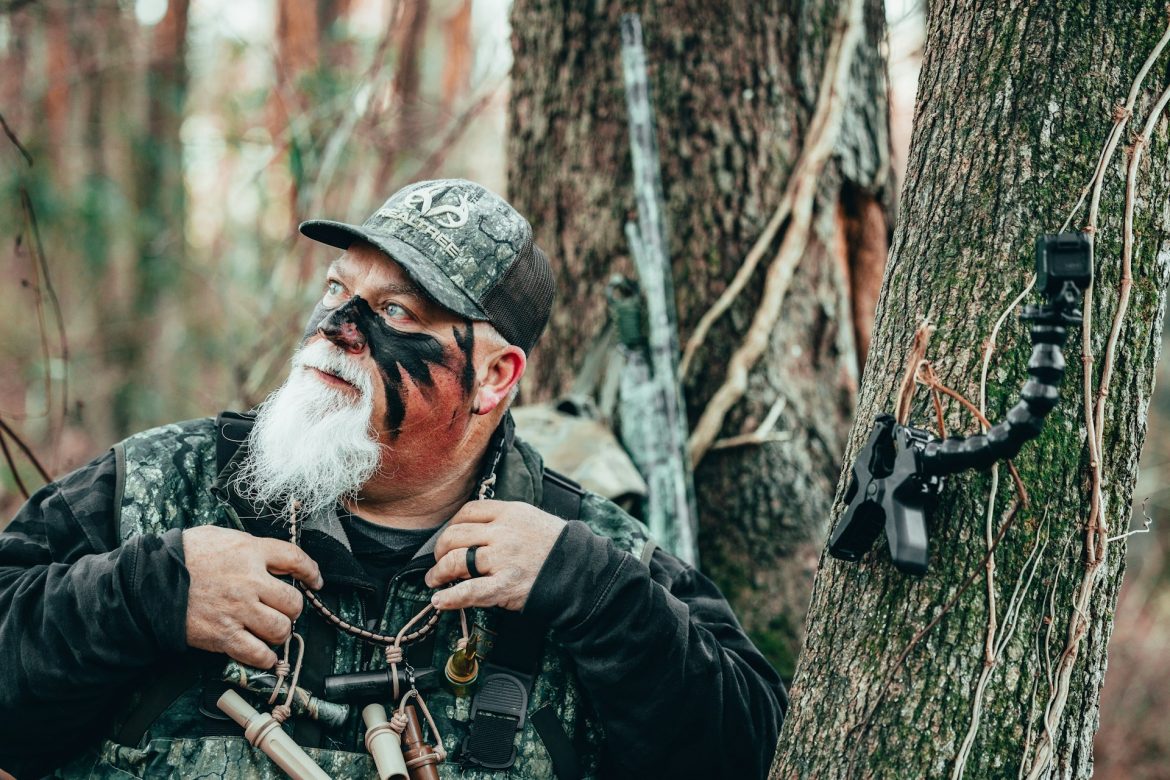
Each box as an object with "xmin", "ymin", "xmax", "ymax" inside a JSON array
[{"xmin": 328, "ymin": 248, "xmax": 427, "ymax": 299}]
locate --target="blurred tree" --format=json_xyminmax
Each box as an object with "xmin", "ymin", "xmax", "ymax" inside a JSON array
[
  {"xmin": 440, "ymin": 0, "xmax": 472, "ymax": 110},
  {"xmin": 112, "ymin": 0, "xmax": 190, "ymax": 434},
  {"xmin": 273, "ymin": 0, "xmax": 333, "ymax": 228},
  {"xmin": 365, "ymin": 0, "xmax": 431, "ymax": 201},
  {"xmin": 508, "ymin": 0, "xmax": 894, "ymax": 678},
  {"xmin": 773, "ymin": 1, "xmax": 1170, "ymax": 777}
]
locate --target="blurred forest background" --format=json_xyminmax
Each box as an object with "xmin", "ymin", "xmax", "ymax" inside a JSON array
[{"xmin": 0, "ymin": 0, "xmax": 1165, "ymax": 775}]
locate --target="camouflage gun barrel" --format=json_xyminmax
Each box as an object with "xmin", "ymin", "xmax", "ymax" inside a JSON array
[
  {"xmin": 619, "ymin": 13, "xmax": 700, "ymax": 566},
  {"xmin": 222, "ymin": 661, "xmax": 350, "ymax": 729}
]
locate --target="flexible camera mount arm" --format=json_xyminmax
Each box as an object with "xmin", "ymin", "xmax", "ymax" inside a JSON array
[{"xmin": 828, "ymin": 234, "xmax": 1092, "ymax": 575}]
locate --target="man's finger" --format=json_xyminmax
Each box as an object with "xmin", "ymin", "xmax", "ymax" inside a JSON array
[
  {"xmin": 447, "ymin": 500, "xmax": 506, "ymax": 525},
  {"xmin": 432, "ymin": 576, "xmax": 498, "ymax": 611},
  {"xmin": 225, "ymin": 627, "xmax": 279, "ymax": 670},
  {"xmin": 433, "ymin": 523, "xmax": 495, "ymax": 561},
  {"xmin": 259, "ymin": 538, "xmax": 324, "ymax": 589},
  {"xmin": 426, "ymin": 546, "xmax": 490, "ymax": 588},
  {"xmin": 258, "ymin": 577, "xmax": 304, "ymax": 621},
  {"xmin": 246, "ymin": 602, "xmax": 294, "ymax": 645}
]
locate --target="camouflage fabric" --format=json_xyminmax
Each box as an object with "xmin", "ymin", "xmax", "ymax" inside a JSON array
[{"xmin": 56, "ymin": 418, "xmax": 651, "ymax": 779}]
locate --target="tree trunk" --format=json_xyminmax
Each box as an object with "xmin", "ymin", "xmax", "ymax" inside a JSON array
[
  {"xmin": 773, "ymin": 2, "xmax": 1170, "ymax": 778},
  {"xmin": 111, "ymin": 0, "xmax": 190, "ymax": 435},
  {"xmin": 440, "ymin": 0, "xmax": 473, "ymax": 111},
  {"xmin": 508, "ymin": 0, "xmax": 894, "ymax": 678}
]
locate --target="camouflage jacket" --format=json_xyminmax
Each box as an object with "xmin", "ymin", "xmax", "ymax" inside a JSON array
[{"xmin": 0, "ymin": 417, "xmax": 785, "ymax": 779}]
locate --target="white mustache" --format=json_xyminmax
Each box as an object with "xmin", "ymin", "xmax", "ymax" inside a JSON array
[{"xmin": 292, "ymin": 340, "xmax": 373, "ymax": 396}]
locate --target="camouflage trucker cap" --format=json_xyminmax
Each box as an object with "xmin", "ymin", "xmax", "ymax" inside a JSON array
[{"xmin": 299, "ymin": 179, "xmax": 555, "ymax": 354}]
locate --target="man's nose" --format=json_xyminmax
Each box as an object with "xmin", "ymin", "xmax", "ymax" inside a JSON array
[{"xmin": 318, "ymin": 311, "xmax": 367, "ymax": 354}]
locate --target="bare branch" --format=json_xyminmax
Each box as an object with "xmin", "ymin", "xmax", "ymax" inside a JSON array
[
  {"xmin": 0, "ymin": 112, "xmax": 33, "ymax": 167},
  {"xmin": 679, "ymin": 180, "xmax": 795, "ymax": 378},
  {"xmin": 21, "ymin": 191, "xmax": 70, "ymax": 457},
  {"xmin": 710, "ymin": 396, "xmax": 789, "ymax": 451},
  {"xmin": 0, "ymin": 427, "xmax": 29, "ymax": 500},
  {"xmin": 409, "ymin": 82, "xmax": 504, "ymax": 183},
  {"xmin": 0, "ymin": 419, "xmax": 51, "ymax": 485}
]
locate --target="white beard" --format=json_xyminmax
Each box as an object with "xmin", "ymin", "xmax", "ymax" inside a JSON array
[{"xmin": 233, "ymin": 339, "xmax": 382, "ymax": 516}]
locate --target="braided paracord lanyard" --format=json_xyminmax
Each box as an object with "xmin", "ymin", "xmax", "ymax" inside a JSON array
[
  {"xmin": 289, "ymin": 502, "xmax": 441, "ymax": 649},
  {"xmin": 289, "ymin": 439, "xmax": 503, "ymax": 653},
  {"xmin": 268, "ymin": 632, "xmax": 305, "ymax": 723}
]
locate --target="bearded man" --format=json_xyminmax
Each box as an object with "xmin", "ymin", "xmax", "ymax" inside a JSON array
[{"xmin": 0, "ymin": 180, "xmax": 785, "ymax": 779}]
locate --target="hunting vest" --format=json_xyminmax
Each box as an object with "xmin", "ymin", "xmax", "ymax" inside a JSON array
[{"xmin": 55, "ymin": 417, "xmax": 653, "ymax": 779}]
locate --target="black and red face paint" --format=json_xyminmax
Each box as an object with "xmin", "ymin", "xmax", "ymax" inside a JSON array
[
  {"xmin": 303, "ymin": 296, "xmax": 477, "ymax": 436},
  {"xmin": 453, "ymin": 323, "xmax": 476, "ymax": 396}
]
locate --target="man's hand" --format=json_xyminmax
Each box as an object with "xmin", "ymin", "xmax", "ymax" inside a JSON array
[
  {"xmin": 182, "ymin": 525, "xmax": 323, "ymax": 669},
  {"xmin": 426, "ymin": 500, "xmax": 564, "ymax": 612}
]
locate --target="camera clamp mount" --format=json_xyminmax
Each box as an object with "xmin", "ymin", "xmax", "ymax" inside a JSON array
[{"xmin": 827, "ymin": 234, "xmax": 1092, "ymax": 575}]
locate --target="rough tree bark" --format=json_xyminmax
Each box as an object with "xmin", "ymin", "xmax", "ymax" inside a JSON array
[
  {"xmin": 773, "ymin": 2, "xmax": 1170, "ymax": 778},
  {"xmin": 508, "ymin": 0, "xmax": 893, "ymax": 678}
]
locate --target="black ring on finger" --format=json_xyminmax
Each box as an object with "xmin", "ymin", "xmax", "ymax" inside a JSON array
[{"xmin": 466, "ymin": 545, "xmax": 483, "ymax": 578}]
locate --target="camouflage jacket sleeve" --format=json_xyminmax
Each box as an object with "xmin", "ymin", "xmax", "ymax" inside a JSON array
[
  {"xmin": 523, "ymin": 503, "xmax": 788, "ymax": 780},
  {"xmin": 0, "ymin": 451, "xmax": 189, "ymax": 776}
]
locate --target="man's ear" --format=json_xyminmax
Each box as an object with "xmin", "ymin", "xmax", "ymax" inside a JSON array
[{"xmin": 472, "ymin": 344, "xmax": 526, "ymax": 416}]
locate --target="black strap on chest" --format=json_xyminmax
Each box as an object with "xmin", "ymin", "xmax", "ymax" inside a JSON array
[
  {"xmin": 459, "ymin": 467, "xmax": 584, "ymax": 779},
  {"xmin": 540, "ymin": 467, "xmax": 584, "ymax": 522}
]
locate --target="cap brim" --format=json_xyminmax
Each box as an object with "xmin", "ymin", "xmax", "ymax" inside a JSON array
[{"xmin": 299, "ymin": 219, "xmax": 489, "ymax": 322}]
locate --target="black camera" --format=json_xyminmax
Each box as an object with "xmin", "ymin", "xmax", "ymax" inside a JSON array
[{"xmin": 1036, "ymin": 233, "xmax": 1092, "ymax": 298}]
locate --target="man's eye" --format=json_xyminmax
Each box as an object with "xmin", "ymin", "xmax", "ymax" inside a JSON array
[
  {"xmin": 384, "ymin": 303, "xmax": 414, "ymax": 322},
  {"xmin": 325, "ymin": 281, "xmax": 344, "ymax": 297}
]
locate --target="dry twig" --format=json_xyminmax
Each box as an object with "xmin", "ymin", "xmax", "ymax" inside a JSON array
[
  {"xmin": 0, "ymin": 419, "xmax": 51, "ymax": 485},
  {"xmin": 0, "ymin": 427, "xmax": 29, "ymax": 500},
  {"xmin": 0, "ymin": 111, "xmax": 33, "ymax": 167},
  {"xmin": 951, "ymin": 514, "xmax": 1050, "ymax": 779},
  {"xmin": 895, "ymin": 321, "xmax": 935, "ymax": 424},
  {"xmin": 709, "ymin": 396, "xmax": 788, "ymax": 451},
  {"xmin": 411, "ymin": 82, "xmax": 505, "ymax": 182},
  {"xmin": 21, "ymin": 192, "xmax": 69, "ymax": 452}
]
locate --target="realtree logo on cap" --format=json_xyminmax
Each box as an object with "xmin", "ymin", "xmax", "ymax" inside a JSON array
[
  {"xmin": 403, "ymin": 184, "xmax": 470, "ymax": 228},
  {"xmin": 374, "ymin": 183, "xmax": 470, "ymax": 260}
]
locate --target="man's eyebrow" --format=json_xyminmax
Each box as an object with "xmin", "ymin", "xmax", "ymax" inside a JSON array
[
  {"xmin": 378, "ymin": 280, "xmax": 426, "ymax": 299},
  {"xmin": 327, "ymin": 258, "xmax": 426, "ymax": 300}
]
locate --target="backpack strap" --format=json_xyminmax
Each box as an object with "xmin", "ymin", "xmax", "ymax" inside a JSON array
[
  {"xmin": 112, "ymin": 411, "xmax": 256, "ymax": 747},
  {"xmin": 214, "ymin": 410, "xmax": 255, "ymax": 479},
  {"xmin": 459, "ymin": 466, "xmax": 585, "ymax": 777},
  {"xmin": 112, "ymin": 666, "xmax": 201, "ymax": 746},
  {"xmin": 540, "ymin": 467, "xmax": 584, "ymax": 521},
  {"xmin": 531, "ymin": 705, "xmax": 585, "ymax": 780}
]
